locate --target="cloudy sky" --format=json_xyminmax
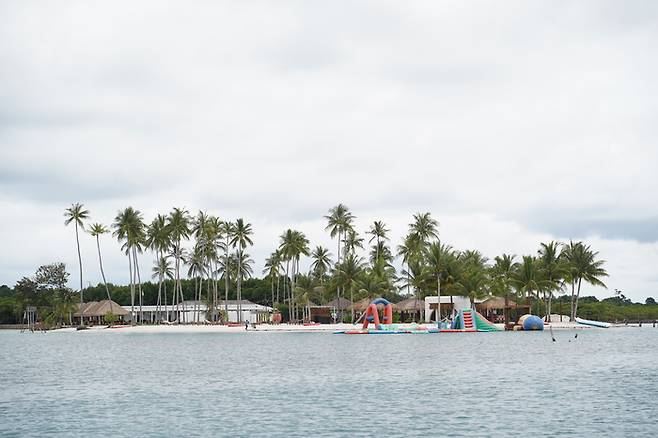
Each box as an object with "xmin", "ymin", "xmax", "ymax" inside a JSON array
[{"xmin": 1, "ymin": 1, "xmax": 657, "ymax": 301}]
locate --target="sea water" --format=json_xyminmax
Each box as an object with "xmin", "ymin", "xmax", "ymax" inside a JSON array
[{"xmin": 1, "ymin": 327, "xmax": 657, "ymax": 437}]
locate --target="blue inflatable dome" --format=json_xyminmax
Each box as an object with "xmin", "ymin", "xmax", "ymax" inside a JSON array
[{"xmin": 523, "ymin": 315, "xmax": 544, "ymax": 331}]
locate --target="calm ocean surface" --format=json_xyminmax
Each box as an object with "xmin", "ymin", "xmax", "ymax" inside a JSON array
[{"xmin": 1, "ymin": 327, "xmax": 657, "ymax": 437}]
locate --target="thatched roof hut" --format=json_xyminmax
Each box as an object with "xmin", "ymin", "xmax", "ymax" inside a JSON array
[
  {"xmin": 395, "ymin": 297, "xmax": 423, "ymax": 312},
  {"xmin": 349, "ymin": 298, "xmax": 373, "ymax": 312},
  {"xmin": 325, "ymin": 297, "xmax": 353, "ymax": 310},
  {"xmin": 74, "ymin": 300, "xmax": 129, "ymax": 317},
  {"xmin": 478, "ymin": 296, "xmax": 518, "ymax": 310}
]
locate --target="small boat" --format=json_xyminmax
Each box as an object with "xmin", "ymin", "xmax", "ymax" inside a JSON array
[{"xmin": 575, "ymin": 317, "xmax": 611, "ymax": 328}]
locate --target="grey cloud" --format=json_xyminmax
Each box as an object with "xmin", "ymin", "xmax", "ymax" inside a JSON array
[{"xmin": 528, "ymin": 214, "xmax": 658, "ymax": 243}]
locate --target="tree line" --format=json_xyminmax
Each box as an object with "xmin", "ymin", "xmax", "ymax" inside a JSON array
[{"xmin": 3, "ymin": 202, "xmax": 650, "ymax": 326}]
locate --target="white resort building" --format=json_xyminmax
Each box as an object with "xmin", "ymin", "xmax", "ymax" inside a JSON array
[{"xmin": 122, "ymin": 300, "xmax": 273, "ymax": 324}]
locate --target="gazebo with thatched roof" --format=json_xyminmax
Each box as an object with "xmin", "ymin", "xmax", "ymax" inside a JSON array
[
  {"xmin": 477, "ymin": 296, "xmax": 530, "ymax": 324},
  {"xmin": 395, "ymin": 297, "xmax": 424, "ymax": 322},
  {"xmin": 73, "ymin": 300, "xmax": 128, "ymax": 325}
]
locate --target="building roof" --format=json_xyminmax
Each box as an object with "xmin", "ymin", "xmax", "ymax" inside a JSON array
[
  {"xmin": 395, "ymin": 297, "xmax": 424, "ymax": 311},
  {"xmin": 478, "ymin": 296, "xmax": 518, "ymax": 310},
  {"xmin": 74, "ymin": 300, "xmax": 129, "ymax": 317},
  {"xmin": 325, "ymin": 297, "xmax": 353, "ymax": 310}
]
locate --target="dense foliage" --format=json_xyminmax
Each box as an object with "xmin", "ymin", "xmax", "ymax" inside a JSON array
[{"xmin": 4, "ymin": 203, "xmax": 655, "ymax": 325}]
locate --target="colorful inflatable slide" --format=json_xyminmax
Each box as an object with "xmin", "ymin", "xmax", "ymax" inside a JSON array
[
  {"xmin": 446, "ymin": 308, "xmax": 500, "ymax": 332},
  {"xmin": 334, "ymin": 299, "xmax": 500, "ymax": 334}
]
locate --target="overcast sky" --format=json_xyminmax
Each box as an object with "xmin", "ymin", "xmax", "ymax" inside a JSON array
[{"xmin": 1, "ymin": 1, "xmax": 657, "ymax": 301}]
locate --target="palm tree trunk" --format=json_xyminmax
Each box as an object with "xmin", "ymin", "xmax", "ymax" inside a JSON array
[
  {"xmin": 237, "ymin": 249, "xmax": 242, "ymax": 323},
  {"xmin": 350, "ymin": 283, "xmax": 354, "ymax": 323},
  {"xmin": 95, "ymin": 236, "xmax": 112, "ymax": 315},
  {"xmin": 573, "ymin": 277, "xmax": 583, "ymax": 320},
  {"xmin": 437, "ymin": 275, "xmax": 441, "ymax": 326},
  {"xmin": 133, "ymin": 247, "xmax": 143, "ymax": 324},
  {"xmin": 128, "ymin": 251, "xmax": 135, "ymax": 325},
  {"xmin": 285, "ymin": 260, "xmax": 291, "ymax": 322},
  {"xmin": 504, "ymin": 292, "xmax": 509, "ymax": 327},
  {"xmin": 75, "ymin": 222, "xmax": 84, "ymax": 327},
  {"xmin": 570, "ymin": 280, "xmax": 576, "ymax": 321}
]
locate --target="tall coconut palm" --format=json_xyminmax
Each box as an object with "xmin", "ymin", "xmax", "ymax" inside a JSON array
[
  {"xmin": 206, "ymin": 216, "xmax": 223, "ymax": 321},
  {"xmin": 425, "ymin": 241, "xmax": 455, "ymax": 323},
  {"xmin": 369, "ymin": 241, "xmax": 393, "ymax": 266},
  {"xmin": 151, "ymin": 255, "xmax": 173, "ymax": 322},
  {"xmin": 455, "ymin": 266, "xmax": 488, "ymax": 309},
  {"xmin": 279, "ymin": 229, "xmax": 310, "ymax": 320},
  {"xmin": 166, "ymin": 208, "xmax": 190, "ymax": 323},
  {"xmin": 112, "ymin": 207, "xmax": 144, "ymax": 325},
  {"xmin": 397, "ymin": 233, "xmax": 424, "ymax": 309},
  {"xmin": 186, "ymin": 245, "xmax": 206, "ymax": 323},
  {"xmin": 342, "ymin": 229, "xmax": 364, "ymax": 258},
  {"xmin": 336, "ymin": 253, "xmax": 365, "ymax": 323},
  {"xmin": 88, "ymin": 223, "xmax": 113, "ymax": 315},
  {"xmin": 538, "ymin": 241, "xmax": 567, "ymax": 321},
  {"xmin": 410, "ymin": 212, "xmax": 439, "ymax": 245},
  {"xmin": 491, "ymin": 254, "xmax": 519, "ymax": 326},
  {"xmin": 510, "ymin": 255, "xmax": 543, "ymax": 314},
  {"xmin": 146, "ymin": 214, "xmax": 171, "ymax": 322},
  {"xmin": 263, "ymin": 250, "xmax": 282, "ymax": 308},
  {"xmin": 324, "ymin": 204, "xmax": 355, "ymax": 310},
  {"xmin": 562, "ymin": 241, "xmax": 608, "ymax": 321},
  {"xmin": 230, "ymin": 218, "xmax": 253, "ymax": 321},
  {"xmin": 367, "ymin": 221, "xmax": 389, "ymax": 262},
  {"xmin": 219, "ymin": 220, "xmax": 234, "ymax": 320},
  {"xmin": 399, "ymin": 259, "xmax": 429, "ymax": 321},
  {"xmin": 64, "ymin": 203, "xmax": 89, "ymax": 327},
  {"xmin": 310, "ymin": 246, "xmax": 332, "ymax": 284}
]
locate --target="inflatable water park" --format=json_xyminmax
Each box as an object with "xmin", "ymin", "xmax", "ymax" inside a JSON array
[
  {"xmin": 334, "ymin": 298, "xmax": 501, "ymax": 335},
  {"xmin": 333, "ymin": 297, "xmax": 612, "ymax": 335}
]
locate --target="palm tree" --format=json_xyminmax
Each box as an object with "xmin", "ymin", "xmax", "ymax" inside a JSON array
[
  {"xmin": 88, "ymin": 223, "xmax": 114, "ymax": 315},
  {"xmin": 146, "ymin": 214, "xmax": 171, "ymax": 322},
  {"xmin": 491, "ymin": 254, "xmax": 518, "ymax": 326},
  {"xmin": 310, "ymin": 246, "xmax": 332, "ymax": 284},
  {"xmin": 538, "ymin": 241, "xmax": 566, "ymax": 322},
  {"xmin": 342, "ymin": 229, "xmax": 364, "ymax": 257},
  {"xmin": 425, "ymin": 241, "xmax": 455, "ymax": 323},
  {"xmin": 456, "ymin": 266, "xmax": 488, "ymax": 309},
  {"xmin": 399, "ymin": 259, "xmax": 429, "ymax": 321},
  {"xmin": 279, "ymin": 229, "xmax": 310, "ymax": 321},
  {"xmin": 263, "ymin": 251, "xmax": 282, "ymax": 308},
  {"xmin": 64, "ymin": 203, "xmax": 89, "ymax": 327},
  {"xmin": 219, "ymin": 220, "xmax": 234, "ymax": 320},
  {"xmin": 112, "ymin": 207, "xmax": 145, "ymax": 325},
  {"xmin": 151, "ymin": 255, "xmax": 173, "ymax": 322},
  {"xmin": 397, "ymin": 233, "xmax": 424, "ymax": 308},
  {"xmin": 324, "ymin": 204, "xmax": 354, "ymax": 265},
  {"xmin": 510, "ymin": 255, "xmax": 543, "ymax": 314},
  {"xmin": 369, "ymin": 241, "xmax": 393, "ymax": 266},
  {"xmin": 410, "ymin": 212, "xmax": 439, "ymax": 244},
  {"xmin": 230, "ymin": 218, "xmax": 253, "ymax": 322},
  {"xmin": 166, "ymin": 208, "xmax": 190, "ymax": 323},
  {"xmin": 336, "ymin": 253, "xmax": 365, "ymax": 323},
  {"xmin": 324, "ymin": 204, "xmax": 355, "ymax": 311},
  {"xmin": 367, "ymin": 221, "xmax": 389, "ymax": 262},
  {"xmin": 186, "ymin": 245, "xmax": 206, "ymax": 323},
  {"xmin": 562, "ymin": 241, "xmax": 608, "ymax": 321}
]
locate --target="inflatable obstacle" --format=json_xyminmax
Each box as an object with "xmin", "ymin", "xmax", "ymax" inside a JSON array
[
  {"xmin": 518, "ymin": 314, "xmax": 544, "ymax": 331},
  {"xmin": 335, "ymin": 298, "xmax": 439, "ymax": 335},
  {"xmin": 448, "ymin": 308, "xmax": 500, "ymax": 332}
]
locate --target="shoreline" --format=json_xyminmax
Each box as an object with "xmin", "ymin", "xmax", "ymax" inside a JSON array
[{"xmin": 30, "ymin": 321, "xmax": 617, "ymax": 333}]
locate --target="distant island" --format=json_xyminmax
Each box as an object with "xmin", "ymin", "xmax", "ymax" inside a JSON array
[{"xmin": 1, "ymin": 203, "xmax": 657, "ymax": 328}]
